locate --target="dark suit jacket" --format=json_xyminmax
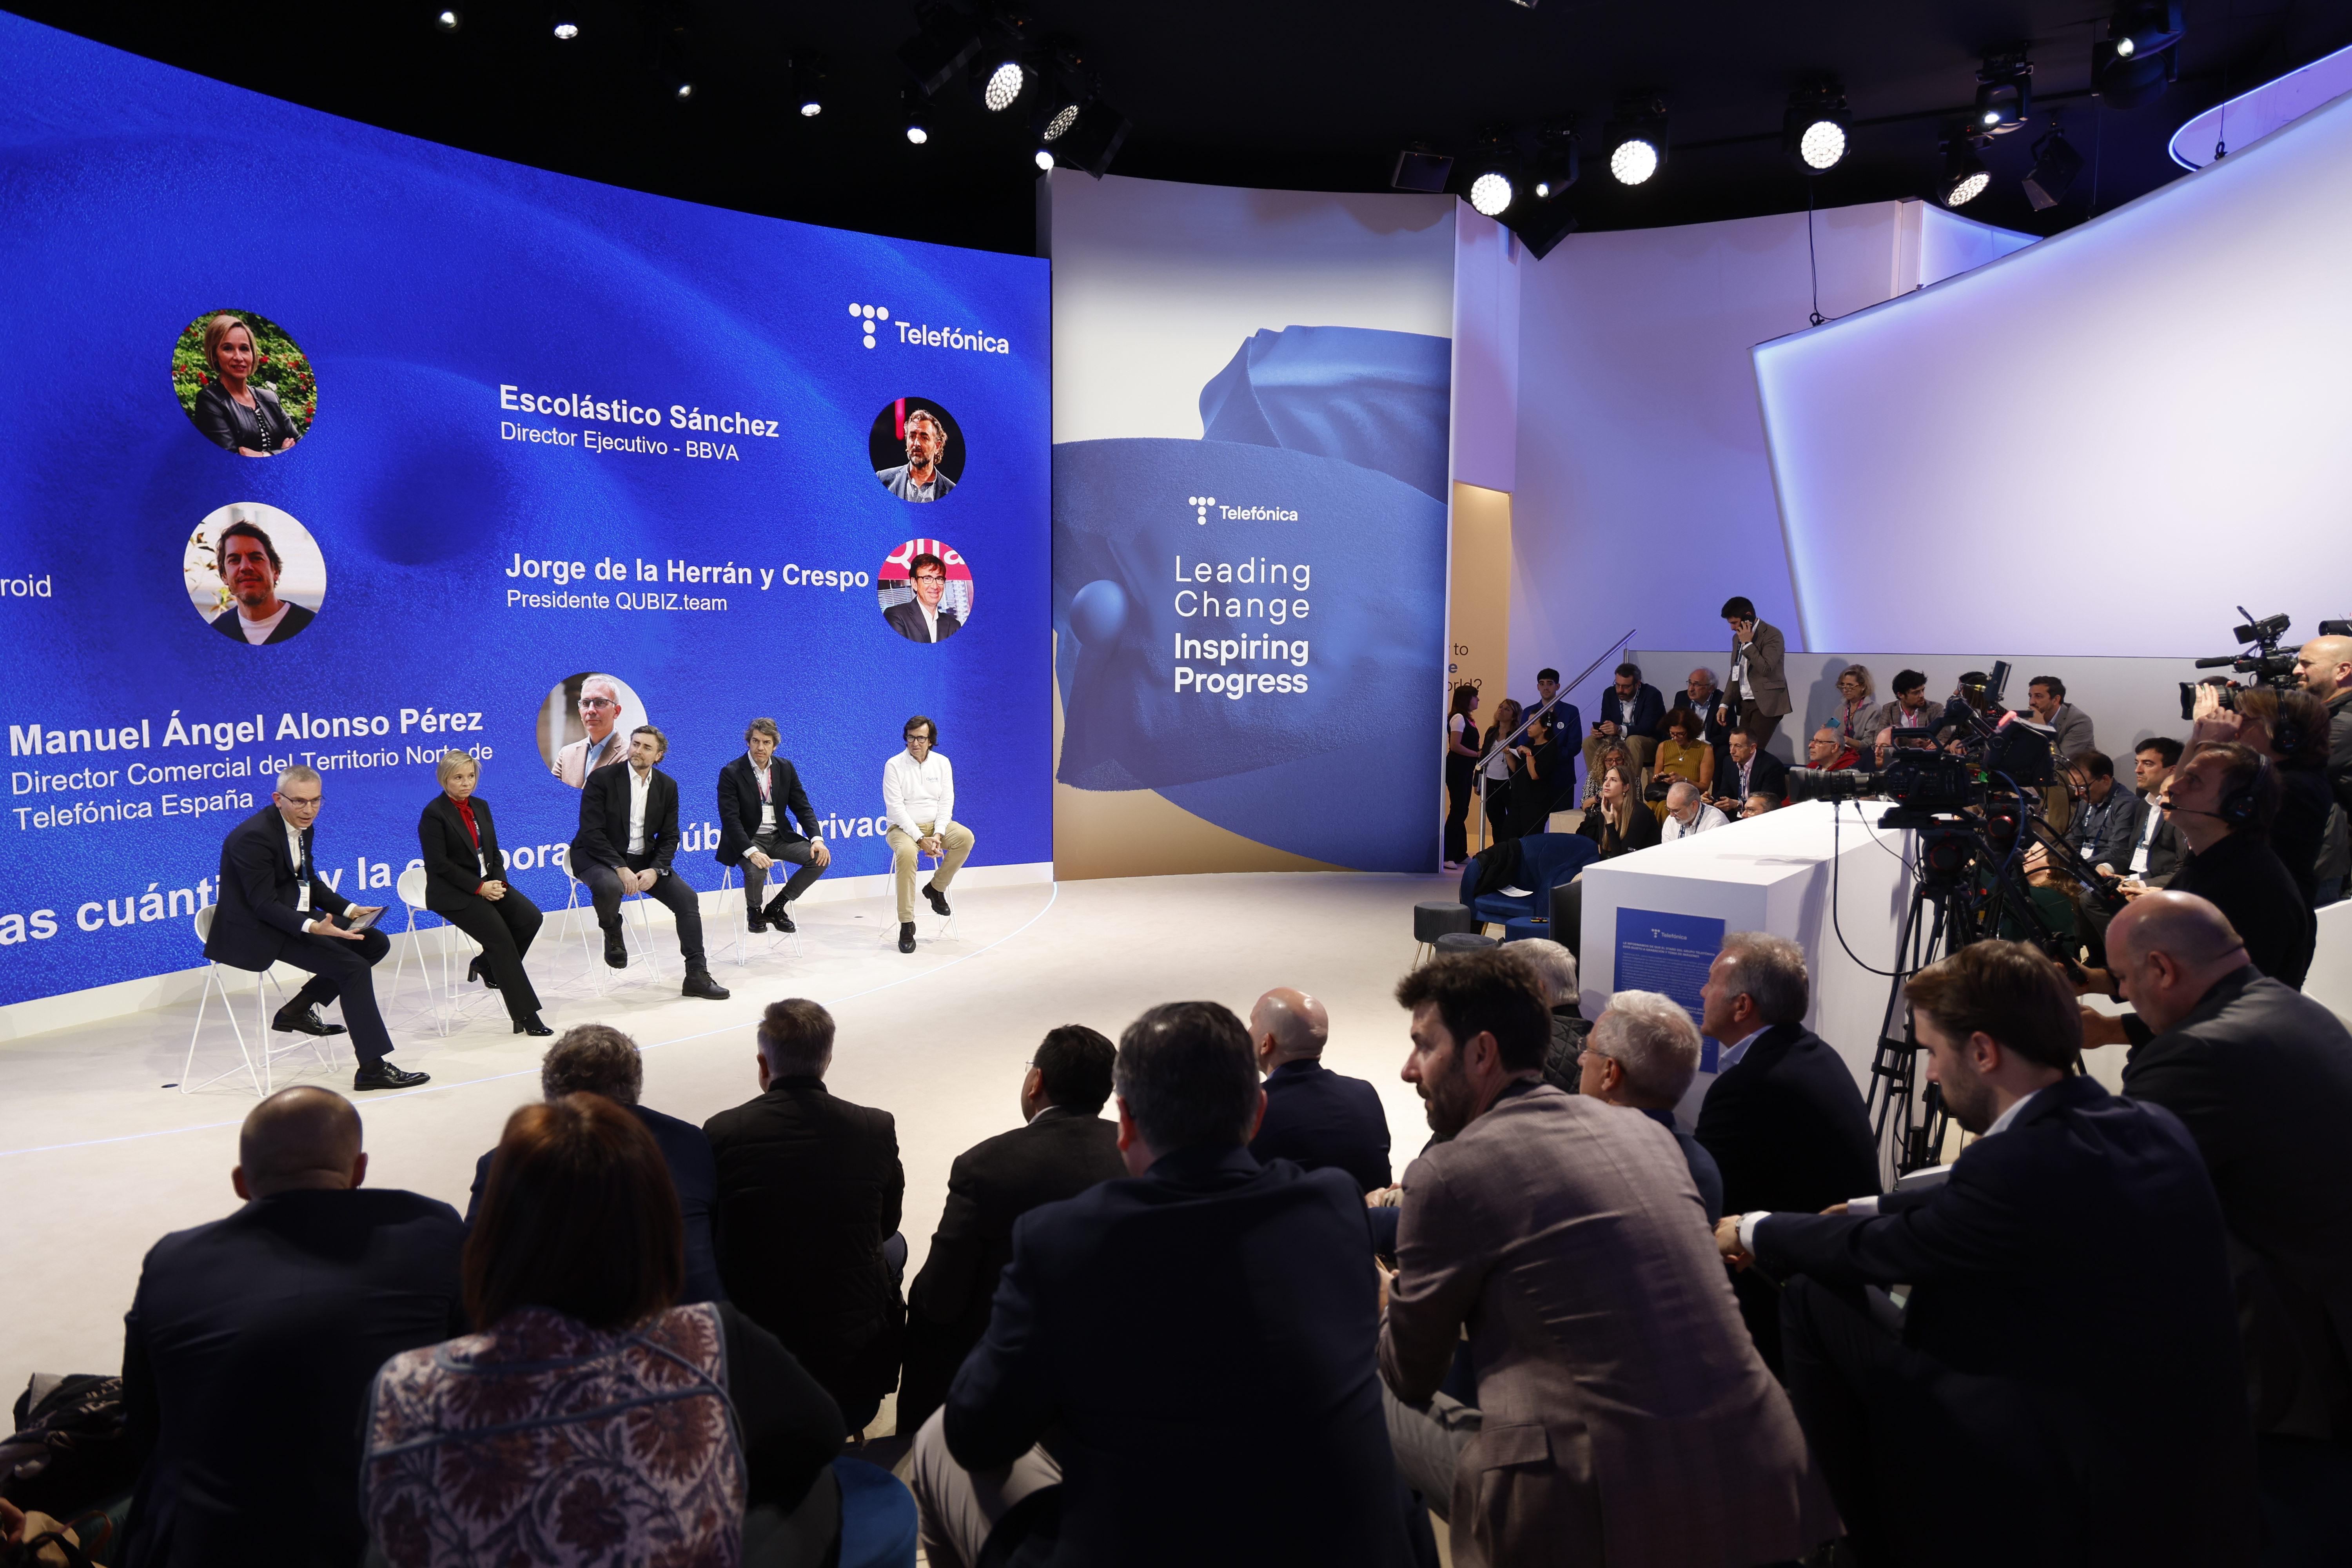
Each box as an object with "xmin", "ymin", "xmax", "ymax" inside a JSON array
[
  {"xmin": 715, "ymin": 754, "xmax": 819, "ymax": 865},
  {"xmin": 1670, "ymin": 691, "xmax": 1733, "ymax": 750},
  {"xmin": 946, "ymin": 1145, "xmax": 1415, "ymax": 1568},
  {"xmin": 117, "ymin": 1189, "xmax": 466, "ymax": 1568},
  {"xmin": 1599, "ymin": 682, "xmax": 1668, "ymax": 742},
  {"xmin": 899, "ymin": 1107, "xmax": 1125, "ymax": 1433},
  {"xmin": 466, "ymin": 1102, "xmax": 726, "ymax": 1307},
  {"xmin": 209, "ymin": 601, "xmax": 316, "ymax": 645},
  {"xmin": 2168, "ymin": 829, "xmax": 2316, "ymax": 989},
  {"xmin": 1642, "ymin": 1106, "xmax": 1724, "ymax": 1224},
  {"xmin": 884, "ymin": 599, "xmax": 962, "ymax": 643},
  {"xmin": 1249, "ymin": 1058, "xmax": 1393, "ymax": 1194},
  {"xmin": 203, "ymin": 805, "xmax": 352, "ymax": 972},
  {"xmin": 1723, "ymin": 748, "xmax": 1789, "ymax": 804},
  {"xmin": 705, "ymin": 1077, "xmax": 906, "ymax": 1408},
  {"xmin": 2117, "ymin": 791, "xmax": 2183, "ymax": 884},
  {"xmin": 1695, "ymin": 1022, "xmax": 1878, "ymax": 1217},
  {"xmin": 2121, "ymin": 967, "xmax": 2352, "ymax": 1439},
  {"xmin": 1755, "ymin": 1076, "xmax": 2256, "ymax": 1568},
  {"xmin": 569, "ymin": 762, "xmax": 682, "ymax": 873},
  {"xmin": 418, "ymin": 792, "xmax": 511, "ymax": 912}
]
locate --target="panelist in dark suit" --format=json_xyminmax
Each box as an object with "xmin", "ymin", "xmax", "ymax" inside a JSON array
[
  {"xmin": 1722, "ymin": 941, "xmax": 2256, "ymax": 1568},
  {"xmin": 908, "ymin": 1001, "xmax": 1417, "ymax": 1568},
  {"xmin": 1245, "ymin": 986, "xmax": 1392, "ymax": 1193},
  {"xmin": 1692, "ymin": 933, "xmax": 1877, "ymax": 1373},
  {"xmin": 568, "ymin": 724, "xmax": 728, "ymax": 999},
  {"xmin": 417, "ymin": 750, "xmax": 547, "ymax": 1036},
  {"xmin": 463, "ymin": 1023, "xmax": 726, "ymax": 1307},
  {"xmin": 207, "ymin": 519, "xmax": 316, "ymax": 646},
  {"xmin": 117, "ymin": 1087, "xmax": 464, "ymax": 1568},
  {"xmin": 715, "ymin": 716, "xmax": 830, "ymax": 933},
  {"xmin": 899, "ymin": 1025, "xmax": 1126, "ymax": 1435},
  {"xmin": 884, "ymin": 552, "xmax": 964, "ymax": 643},
  {"xmin": 205, "ymin": 767, "xmax": 421, "ymax": 1091}
]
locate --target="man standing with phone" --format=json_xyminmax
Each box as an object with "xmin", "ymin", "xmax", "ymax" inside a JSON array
[
  {"xmin": 204, "ymin": 766, "xmax": 416, "ymax": 1090},
  {"xmin": 1720, "ymin": 597, "xmax": 1790, "ymax": 744}
]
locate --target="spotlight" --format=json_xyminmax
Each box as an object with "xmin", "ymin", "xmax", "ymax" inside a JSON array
[
  {"xmin": 1051, "ymin": 101, "xmax": 1130, "ymax": 178},
  {"xmin": 2093, "ymin": 2, "xmax": 2185, "ymax": 109},
  {"xmin": 1974, "ymin": 53, "xmax": 2032, "ymax": 133},
  {"xmin": 897, "ymin": 8, "xmax": 985, "ymax": 98},
  {"xmin": 906, "ymin": 93, "xmax": 930, "ymax": 145},
  {"xmin": 552, "ymin": 20, "xmax": 578, "ymax": 41},
  {"xmin": 2109, "ymin": 1, "xmax": 2184, "ymax": 59},
  {"xmin": 1034, "ymin": 147, "xmax": 1055, "ymax": 172},
  {"xmin": 1602, "ymin": 99, "xmax": 1668, "ymax": 187},
  {"xmin": 1783, "ymin": 82, "xmax": 1851, "ymax": 174},
  {"xmin": 2022, "ymin": 122, "xmax": 2084, "ymax": 209},
  {"xmin": 788, "ymin": 52, "xmax": 827, "ymax": 118},
  {"xmin": 908, "ymin": 123, "xmax": 930, "ymax": 145},
  {"xmin": 674, "ymin": 80, "xmax": 695, "ymax": 100},
  {"xmin": 1524, "ymin": 123, "xmax": 1578, "ymax": 199},
  {"xmin": 434, "ymin": 8, "xmax": 461, "ymax": 30},
  {"xmin": 1391, "ymin": 149, "xmax": 1455, "ymax": 193},
  {"xmin": 1939, "ymin": 139, "xmax": 1991, "ymax": 206},
  {"xmin": 1468, "ymin": 171, "xmax": 1515, "ymax": 217},
  {"xmin": 982, "ymin": 57, "xmax": 1029, "ymax": 112}
]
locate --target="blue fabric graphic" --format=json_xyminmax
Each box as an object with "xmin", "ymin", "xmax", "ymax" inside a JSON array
[{"xmin": 1199, "ymin": 326, "xmax": 1452, "ymax": 503}]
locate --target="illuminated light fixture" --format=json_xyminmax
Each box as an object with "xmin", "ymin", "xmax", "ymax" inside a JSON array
[
  {"xmin": 1051, "ymin": 97, "xmax": 1130, "ymax": 178},
  {"xmin": 1783, "ymin": 82, "xmax": 1851, "ymax": 174},
  {"xmin": 905, "ymin": 93, "xmax": 930, "ymax": 144},
  {"xmin": 983, "ymin": 58, "xmax": 1028, "ymax": 112},
  {"xmin": 1939, "ymin": 138, "xmax": 1991, "ymax": 206},
  {"xmin": 674, "ymin": 80, "xmax": 695, "ymax": 100},
  {"xmin": 1044, "ymin": 102, "xmax": 1081, "ymax": 141},
  {"xmin": 1034, "ymin": 147, "xmax": 1056, "ymax": 171},
  {"xmin": 1602, "ymin": 98, "xmax": 1669, "ymax": 187},
  {"xmin": 1468, "ymin": 170, "xmax": 1515, "ymax": 217},
  {"xmin": 2022, "ymin": 121, "xmax": 2084, "ymax": 209},
  {"xmin": 1525, "ymin": 123, "xmax": 1578, "ymax": 200},
  {"xmin": 552, "ymin": 20, "xmax": 579, "ymax": 41},
  {"xmin": 789, "ymin": 52, "xmax": 827, "ymax": 118},
  {"xmin": 1974, "ymin": 51, "xmax": 2033, "ymax": 134},
  {"xmin": 2094, "ymin": 2, "xmax": 2185, "ymax": 109},
  {"xmin": 435, "ymin": 9, "xmax": 461, "ymax": 30},
  {"xmin": 907, "ymin": 122, "xmax": 930, "ymax": 145}
]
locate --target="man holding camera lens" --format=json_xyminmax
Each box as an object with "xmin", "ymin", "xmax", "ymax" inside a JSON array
[{"xmin": 2296, "ymin": 633, "xmax": 2352, "ymax": 904}]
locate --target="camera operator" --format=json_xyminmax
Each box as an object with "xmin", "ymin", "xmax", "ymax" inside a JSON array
[
  {"xmin": 2294, "ymin": 633, "xmax": 2352, "ymax": 904},
  {"xmin": 2193, "ymin": 685, "xmax": 2334, "ymax": 908}
]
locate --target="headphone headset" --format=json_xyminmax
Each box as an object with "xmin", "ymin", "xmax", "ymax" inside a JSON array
[
  {"xmin": 2269, "ymin": 708, "xmax": 2312, "ymax": 760},
  {"xmin": 2216, "ymin": 751, "xmax": 2272, "ymax": 828}
]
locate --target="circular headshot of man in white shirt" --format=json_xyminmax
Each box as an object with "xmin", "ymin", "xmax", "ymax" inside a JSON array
[
  {"xmin": 869, "ymin": 398, "xmax": 964, "ymax": 502},
  {"xmin": 878, "ymin": 539, "xmax": 973, "ymax": 645},
  {"xmin": 187, "ymin": 503, "xmax": 325, "ymax": 646}
]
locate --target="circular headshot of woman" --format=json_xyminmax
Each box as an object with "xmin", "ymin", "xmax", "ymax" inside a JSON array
[
  {"xmin": 868, "ymin": 398, "xmax": 964, "ymax": 502},
  {"xmin": 536, "ymin": 672, "xmax": 652, "ymax": 789},
  {"xmin": 187, "ymin": 504, "xmax": 325, "ymax": 646},
  {"xmin": 173, "ymin": 310, "xmax": 317, "ymax": 457},
  {"xmin": 878, "ymin": 539, "xmax": 973, "ymax": 645}
]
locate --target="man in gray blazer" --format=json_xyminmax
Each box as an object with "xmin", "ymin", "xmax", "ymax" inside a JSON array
[
  {"xmin": 1378, "ymin": 949, "xmax": 1838, "ymax": 1568},
  {"xmin": 2026, "ymin": 675, "xmax": 2095, "ymax": 762},
  {"xmin": 1720, "ymin": 596, "xmax": 1790, "ymax": 743}
]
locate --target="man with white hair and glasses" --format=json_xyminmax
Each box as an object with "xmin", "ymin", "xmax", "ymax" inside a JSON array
[{"xmin": 1581, "ymin": 991, "xmax": 1722, "ymax": 1223}]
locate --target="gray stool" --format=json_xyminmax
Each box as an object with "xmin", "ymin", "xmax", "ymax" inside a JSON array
[
  {"xmin": 1413, "ymin": 901, "xmax": 1477, "ymax": 966},
  {"xmin": 1432, "ymin": 931, "xmax": 1498, "ymax": 957}
]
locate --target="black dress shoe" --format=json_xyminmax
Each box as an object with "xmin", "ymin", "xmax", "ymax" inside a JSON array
[
  {"xmin": 273, "ymin": 1005, "xmax": 347, "ymax": 1037},
  {"xmin": 466, "ymin": 956, "xmax": 500, "ymax": 991},
  {"xmin": 682, "ymin": 969, "xmax": 730, "ymax": 1000},
  {"xmin": 514, "ymin": 1014, "xmax": 554, "ymax": 1036},
  {"xmin": 764, "ymin": 898, "xmax": 797, "ymax": 934},
  {"xmin": 746, "ymin": 910, "xmax": 768, "ymax": 934},
  {"xmin": 922, "ymin": 881, "xmax": 952, "ymax": 917},
  {"xmin": 603, "ymin": 931, "xmax": 628, "ymax": 969},
  {"xmin": 898, "ymin": 922, "xmax": 917, "ymax": 954},
  {"xmin": 353, "ymin": 1063, "xmax": 430, "ymax": 1091}
]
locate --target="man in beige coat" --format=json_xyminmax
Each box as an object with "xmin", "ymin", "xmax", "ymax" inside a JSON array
[{"xmin": 1379, "ymin": 949, "xmax": 1838, "ymax": 1568}]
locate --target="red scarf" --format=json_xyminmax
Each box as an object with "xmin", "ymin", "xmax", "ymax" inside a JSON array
[{"xmin": 453, "ymin": 796, "xmax": 479, "ymax": 846}]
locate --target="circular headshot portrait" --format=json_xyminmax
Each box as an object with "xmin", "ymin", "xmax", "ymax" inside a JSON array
[
  {"xmin": 537, "ymin": 672, "xmax": 653, "ymax": 788},
  {"xmin": 878, "ymin": 539, "xmax": 973, "ymax": 645},
  {"xmin": 172, "ymin": 310, "xmax": 317, "ymax": 457},
  {"xmin": 187, "ymin": 503, "xmax": 325, "ymax": 646},
  {"xmin": 868, "ymin": 397, "xmax": 964, "ymax": 502}
]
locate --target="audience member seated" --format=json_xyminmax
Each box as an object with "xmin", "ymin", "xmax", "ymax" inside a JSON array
[
  {"xmin": 2025, "ymin": 673, "xmax": 2095, "ymax": 761},
  {"xmin": 706, "ymin": 998, "xmax": 907, "ymax": 1437},
  {"xmin": 899, "ymin": 1026, "xmax": 1125, "ymax": 1437},
  {"xmin": 1670, "ymin": 666, "xmax": 1733, "ymax": 755},
  {"xmin": 118, "ymin": 1087, "xmax": 465, "ymax": 1568},
  {"xmin": 1579, "ymin": 991, "xmax": 1724, "ymax": 1223},
  {"xmin": 2196, "ymin": 684, "xmax": 2335, "ymax": 906},
  {"xmin": 463, "ymin": 1023, "xmax": 724, "ymax": 1305},
  {"xmin": 2060, "ymin": 750, "xmax": 2138, "ymax": 873},
  {"xmin": 1710, "ymin": 728, "xmax": 1788, "ymax": 816},
  {"xmin": 1691, "ymin": 934, "xmax": 1878, "ymax": 1375},
  {"xmin": 1651, "ymin": 706, "xmax": 1717, "ymax": 811},
  {"xmin": 1578, "ymin": 737, "xmax": 1646, "ymax": 812},
  {"xmin": 1576, "ymin": 762, "xmax": 1661, "ymax": 857},
  {"xmin": 909, "ymin": 1001, "xmax": 1419, "ymax": 1568},
  {"xmin": 1245, "ymin": 987, "xmax": 1392, "ymax": 1194},
  {"xmin": 363, "ymin": 1094, "xmax": 845, "ymax": 1564},
  {"xmin": 1831, "ymin": 665, "xmax": 1875, "ymax": 758},
  {"xmin": 1584, "ymin": 661, "xmax": 1667, "ymax": 777},
  {"xmin": 1806, "ymin": 724, "xmax": 1858, "ymax": 773},
  {"xmin": 1513, "ymin": 938, "xmax": 1590, "ymax": 1092},
  {"xmin": 2091, "ymin": 893, "xmax": 2352, "ymax": 1555},
  {"xmin": 1660, "ymin": 780, "xmax": 1728, "ymax": 842},
  {"xmin": 1740, "ymin": 793, "xmax": 1781, "ymax": 819},
  {"xmin": 1719, "ymin": 941, "xmax": 2256, "ymax": 1568},
  {"xmin": 1868, "ymin": 669, "xmax": 1938, "ymax": 748},
  {"xmin": 2122, "ymin": 737, "xmax": 2187, "ymax": 884},
  {"xmin": 1380, "ymin": 951, "xmax": 1837, "ymax": 1568}
]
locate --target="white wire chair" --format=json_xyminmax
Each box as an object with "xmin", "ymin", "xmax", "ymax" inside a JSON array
[
  {"xmin": 180, "ymin": 906, "xmax": 339, "ymax": 1097},
  {"xmin": 561, "ymin": 864, "xmax": 663, "ymax": 995},
  {"xmin": 714, "ymin": 860, "xmax": 805, "ymax": 969}
]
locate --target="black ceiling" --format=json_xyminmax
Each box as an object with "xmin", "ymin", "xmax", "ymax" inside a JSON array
[{"xmin": 18, "ymin": 1, "xmax": 2352, "ymax": 258}]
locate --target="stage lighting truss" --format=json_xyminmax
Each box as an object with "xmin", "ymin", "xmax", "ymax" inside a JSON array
[
  {"xmin": 2092, "ymin": 2, "xmax": 2184, "ymax": 110},
  {"xmin": 1783, "ymin": 82, "xmax": 1851, "ymax": 174},
  {"xmin": 1939, "ymin": 137, "xmax": 1991, "ymax": 207},
  {"xmin": 2022, "ymin": 119, "xmax": 2084, "ymax": 210},
  {"xmin": 1049, "ymin": 95, "xmax": 1131, "ymax": 178},
  {"xmin": 1526, "ymin": 123, "xmax": 1578, "ymax": 200},
  {"xmin": 1974, "ymin": 52, "xmax": 2033, "ymax": 134},
  {"xmin": 1602, "ymin": 98, "xmax": 1669, "ymax": 187}
]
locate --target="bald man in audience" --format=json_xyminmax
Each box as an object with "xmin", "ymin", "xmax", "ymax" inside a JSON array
[
  {"xmin": 2091, "ymin": 892, "xmax": 2352, "ymax": 1554},
  {"xmin": 1245, "ymin": 985, "xmax": 1392, "ymax": 1194},
  {"xmin": 118, "ymin": 1087, "xmax": 466, "ymax": 1568}
]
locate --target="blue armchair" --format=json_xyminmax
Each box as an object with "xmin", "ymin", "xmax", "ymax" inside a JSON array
[{"xmin": 1460, "ymin": 833, "xmax": 1601, "ymax": 929}]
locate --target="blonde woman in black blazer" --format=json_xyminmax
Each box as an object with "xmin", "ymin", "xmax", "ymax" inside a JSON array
[{"xmin": 418, "ymin": 750, "xmax": 550, "ymax": 1035}]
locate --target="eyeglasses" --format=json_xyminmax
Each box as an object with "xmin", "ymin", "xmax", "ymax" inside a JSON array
[
  {"xmin": 579, "ymin": 697, "xmax": 617, "ymax": 710},
  {"xmin": 276, "ymin": 791, "xmax": 321, "ymax": 808},
  {"xmin": 913, "ymin": 573, "xmax": 946, "ymax": 584}
]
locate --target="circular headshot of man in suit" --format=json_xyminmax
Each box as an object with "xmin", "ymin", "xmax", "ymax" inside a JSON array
[
  {"xmin": 187, "ymin": 503, "xmax": 325, "ymax": 646},
  {"xmin": 867, "ymin": 398, "xmax": 964, "ymax": 503},
  {"xmin": 878, "ymin": 540, "xmax": 973, "ymax": 646},
  {"xmin": 537, "ymin": 672, "xmax": 652, "ymax": 788},
  {"xmin": 172, "ymin": 309, "xmax": 318, "ymax": 458}
]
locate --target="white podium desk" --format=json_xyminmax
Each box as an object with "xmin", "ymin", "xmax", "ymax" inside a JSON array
[{"xmin": 1576, "ymin": 799, "xmax": 1915, "ymax": 1127}]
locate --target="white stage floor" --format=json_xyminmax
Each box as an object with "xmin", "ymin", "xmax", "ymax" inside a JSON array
[{"xmin": 0, "ymin": 872, "xmax": 1450, "ymax": 1399}]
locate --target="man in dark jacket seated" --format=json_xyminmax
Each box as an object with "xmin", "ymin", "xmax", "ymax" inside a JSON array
[
  {"xmin": 1719, "ymin": 940, "xmax": 2257, "ymax": 1568},
  {"xmin": 899, "ymin": 1026, "xmax": 1126, "ymax": 1435},
  {"xmin": 1245, "ymin": 987, "xmax": 1392, "ymax": 1193},
  {"xmin": 1581, "ymin": 991, "xmax": 1724, "ymax": 1223},
  {"xmin": 706, "ymin": 998, "xmax": 907, "ymax": 1436},
  {"xmin": 907, "ymin": 1001, "xmax": 1418, "ymax": 1568},
  {"xmin": 464, "ymin": 1024, "xmax": 725, "ymax": 1305},
  {"xmin": 1692, "ymin": 932, "xmax": 1878, "ymax": 1375},
  {"xmin": 118, "ymin": 1087, "xmax": 465, "ymax": 1568}
]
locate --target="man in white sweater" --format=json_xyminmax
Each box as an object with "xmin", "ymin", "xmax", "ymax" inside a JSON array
[{"xmin": 882, "ymin": 714, "xmax": 975, "ymax": 953}]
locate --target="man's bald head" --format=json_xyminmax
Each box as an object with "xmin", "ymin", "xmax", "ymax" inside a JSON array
[
  {"xmin": 1249, "ymin": 987, "xmax": 1328, "ymax": 1070},
  {"xmin": 2106, "ymin": 891, "xmax": 2252, "ymax": 1037},
  {"xmin": 2297, "ymin": 635, "xmax": 2352, "ymax": 701},
  {"xmin": 234, "ymin": 1086, "xmax": 365, "ymax": 1200}
]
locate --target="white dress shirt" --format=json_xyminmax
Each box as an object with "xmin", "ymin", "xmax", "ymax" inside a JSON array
[
  {"xmin": 749, "ymin": 755, "xmax": 777, "ymax": 835},
  {"xmin": 1716, "ymin": 1025, "xmax": 1768, "ymax": 1074},
  {"xmin": 883, "ymin": 749, "xmax": 955, "ymax": 838},
  {"xmin": 2129, "ymin": 792, "xmax": 2165, "ymax": 875},
  {"xmin": 626, "ymin": 766, "xmax": 652, "ymax": 856},
  {"xmin": 285, "ymin": 822, "xmax": 311, "ymax": 912},
  {"xmin": 1661, "ymin": 803, "xmax": 1729, "ymax": 842}
]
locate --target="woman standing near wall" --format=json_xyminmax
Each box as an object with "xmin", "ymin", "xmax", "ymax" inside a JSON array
[
  {"xmin": 1481, "ymin": 699, "xmax": 1523, "ymax": 846},
  {"xmin": 1444, "ymin": 684, "xmax": 1481, "ymax": 870}
]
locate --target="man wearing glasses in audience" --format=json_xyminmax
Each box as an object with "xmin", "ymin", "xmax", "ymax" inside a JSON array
[
  {"xmin": 552, "ymin": 673, "xmax": 630, "ymax": 788},
  {"xmin": 885, "ymin": 553, "xmax": 964, "ymax": 644}
]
